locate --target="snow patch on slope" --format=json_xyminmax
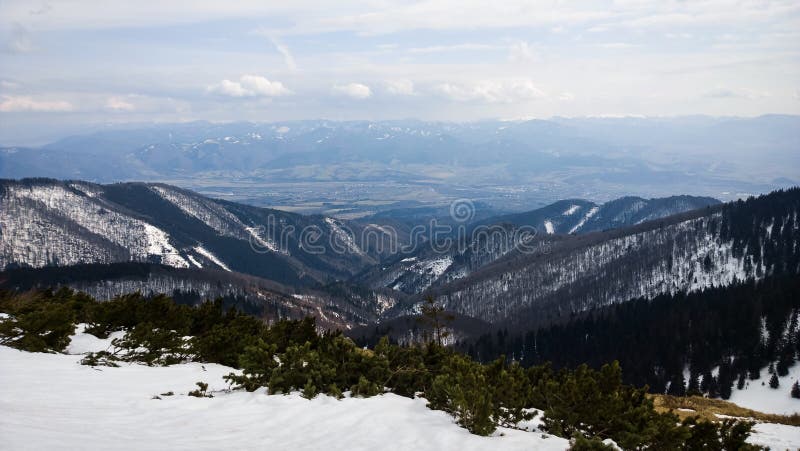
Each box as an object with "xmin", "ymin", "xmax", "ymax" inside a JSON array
[
  {"xmin": 563, "ymin": 205, "xmax": 580, "ymax": 216},
  {"xmin": 727, "ymin": 364, "xmax": 800, "ymax": 416},
  {"xmin": 415, "ymin": 256, "xmax": 454, "ymax": 279},
  {"xmin": 569, "ymin": 206, "xmax": 599, "ymax": 234},
  {"xmin": 1, "ymin": 184, "xmax": 189, "ymax": 268},
  {"xmin": 143, "ymin": 224, "xmax": 189, "ymax": 268},
  {"xmin": 325, "ymin": 217, "xmax": 365, "ymax": 256},
  {"xmin": 152, "ymin": 185, "xmax": 283, "ymax": 254},
  {"xmin": 194, "ymin": 245, "xmax": 231, "ymax": 272},
  {"xmin": 186, "ymin": 254, "xmax": 203, "ymax": 268},
  {"xmin": 544, "ymin": 221, "xmax": 555, "ymax": 235}
]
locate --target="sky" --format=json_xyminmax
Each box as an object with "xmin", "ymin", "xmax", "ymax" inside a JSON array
[{"xmin": 0, "ymin": 0, "xmax": 799, "ymax": 145}]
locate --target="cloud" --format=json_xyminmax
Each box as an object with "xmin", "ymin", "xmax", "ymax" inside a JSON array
[
  {"xmin": 559, "ymin": 92, "xmax": 575, "ymax": 101},
  {"xmin": 407, "ymin": 43, "xmax": 496, "ymax": 54},
  {"xmin": 703, "ymin": 87, "xmax": 770, "ymax": 100},
  {"xmin": 106, "ymin": 96, "xmax": 135, "ymax": 111},
  {"xmin": 332, "ymin": 83, "xmax": 372, "ymax": 99},
  {"xmin": 435, "ymin": 79, "xmax": 546, "ymax": 103},
  {"xmin": 385, "ymin": 79, "xmax": 415, "ymax": 96},
  {"xmin": 704, "ymin": 87, "xmax": 739, "ymax": 98},
  {"xmin": 6, "ymin": 23, "xmax": 34, "ymax": 53},
  {"xmin": 208, "ymin": 75, "xmax": 291, "ymax": 98},
  {"xmin": 595, "ymin": 42, "xmax": 640, "ymax": 49},
  {"xmin": 271, "ymin": 38, "xmax": 297, "ymax": 71},
  {"xmin": 0, "ymin": 96, "xmax": 72, "ymax": 112},
  {"xmin": 508, "ymin": 41, "xmax": 537, "ymax": 63},
  {"xmin": 28, "ymin": 2, "xmax": 52, "ymax": 16},
  {"xmin": 0, "ymin": 80, "xmax": 20, "ymax": 90}
]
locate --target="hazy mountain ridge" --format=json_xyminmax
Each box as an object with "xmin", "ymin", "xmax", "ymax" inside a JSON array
[{"xmin": 1, "ymin": 117, "xmax": 796, "ymax": 208}]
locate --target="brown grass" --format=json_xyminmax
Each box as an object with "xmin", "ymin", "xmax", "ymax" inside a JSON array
[{"xmin": 650, "ymin": 394, "xmax": 800, "ymax": 427}]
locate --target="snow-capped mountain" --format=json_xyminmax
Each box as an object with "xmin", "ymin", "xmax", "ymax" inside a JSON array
[
  {"xmin": 355, "ymin": 195, "xmax": 720, "ymax": 295},
  {"xmin": 0, "ymin": 178, "xmax": 403, "ymax": 286},
  {"xmin": 2, "ymin": 117, "xmax": 797, "ymax": 205}
]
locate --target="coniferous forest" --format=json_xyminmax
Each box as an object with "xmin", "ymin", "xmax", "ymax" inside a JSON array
[{"xmin": 462, "ymin": 274, "xmax": 800, "ymax": 400}]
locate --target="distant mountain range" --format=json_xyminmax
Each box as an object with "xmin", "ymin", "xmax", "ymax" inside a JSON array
[{"xmin": 1, "ymin": 116, "xmax": 797, "ymax": 211}]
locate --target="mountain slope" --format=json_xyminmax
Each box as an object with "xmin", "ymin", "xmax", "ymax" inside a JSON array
[
  {"xmin": 480, "ymin": 195, "xmax": 720, "ymax": 235},
  {"xmin": 355, "ymin": 195, "xmax": 720, "ymax": 295},
  {"xmin": 0, "ymin": 178, "xmax": 403, "ymax": 286},
  {"xmin": 395, "ymin": 188, "xmax": 799, "ymax": 327}
]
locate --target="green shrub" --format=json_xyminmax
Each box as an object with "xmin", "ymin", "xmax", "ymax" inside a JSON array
[{"xmin": 426, "ymin": 353, "xmax": 496, "ymax": 436}]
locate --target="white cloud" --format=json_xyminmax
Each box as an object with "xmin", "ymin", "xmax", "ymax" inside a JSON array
[
  {"xmin": 0, "ymin": 96, "xmax": 72, "ymax": 112},
  {"xmin": 106, "ymin": 96, "xmax": 135, "ymax": 111},
  {"xmin": 703, "ymin": 87, "xmax": 771, "ymax": 100},
  {"xmin": 559, "ymin": 92, "xmax": 575, "ymax": 101},
  {"xmin": 385, "ymin": 79, "xmax": 415, "ymax": 96},
  {"xmin": 407, "ymin": 43, "xmax": 496, "ymax": 54},
  {"xmin": 508, "ymin": 41, "xmax": 537, "ymax": 63},
  {"xmin": 595, "ymin": 42, "xmax": 640, "ymax": 49},
  {"xmin": 333, "ymin": 83, "xmax": 372, "ymax": 99},
  {"xmin": 208, "ymin": 75, "xmax": 291, "ymax": 98},
  {"xmin": 6, "ymin": 23, "xmax": 34, "ymax": 53},
  {"xmin": 271, "ymin": 38, "xmax": 298, "ymax": 71},
  {"xmin": 436, "ymin": 79, "xmax": 546, "ymax": 103}
]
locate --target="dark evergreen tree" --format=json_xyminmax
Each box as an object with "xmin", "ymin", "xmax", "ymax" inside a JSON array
[
  {"xmin": 769, "ymin": 372, "xmax": 780, "ymax": 389},
  {"xmin": 791, "ymin": 381, "xmax": 800, "ymax": 399},
  {"xmin": 667, "ymin": 373, "xmax": 686, "ymax": 397},
  {"xmin": 736, "ymin": 372, "xmax": 746, "ymax": 391},
  {"xmin": 686, "ymin": 372, "xmax": 701, "ymax": 396}
]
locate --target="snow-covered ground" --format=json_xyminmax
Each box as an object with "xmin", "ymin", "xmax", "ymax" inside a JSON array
[
  {"xmin": 727, "ymin": 363, "xmax": 800, "ymax": 416},
  {"xmin": 747, "ymin": 422, "xmax": 800, "ymax": 450},
  {"xmin": 0, "ymin": 329, "xmax": 569, "ymax": 451},
  {"xmin": 1, "ymin": 327, "xmax": 798, "ymax": 450}
]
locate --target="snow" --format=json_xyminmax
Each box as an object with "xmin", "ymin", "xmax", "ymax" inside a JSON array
[
  {"xmin": 544, "ymin": 220, "xmax": 555, "ymax": 235},
  {"xmin": 151, "ymin": 185, "xmax": 283, "ymax": 255},
  {"xmin": 0, "ymin": 344, "xmax": 570, "ymax": 451},
  {"xmin": 563, "ymin": 205, "xmax": 580, "ymax": 216},
  {"xmin": 245, "ymin": 226, "xmax": 282, "ymax": 253},
  {"xmin": 2, "ymin": 183, "xmax": 191, "ymax": 269},
  {"xmin": 727, "ymin": 364, "xmax": 800, "ymax": 416},
  {"xmin": 143, "ymin": 224, "xmax": 190, "ymax": 268},
  {"xmin": 569, "ymin": 206, "xmax": 599, "ymax": 234},
  {"xmin": 747, "ymin": 422, "xmax": 800, "ymax": 450},
  {"xmin": 194, "ymin": 245, "xmax": 231, "ymax": 272},
  {"xmin": 325, "ymin": 217, "xmax": 365, "ymax": 256},
  {"xmin": 415, "ymin": 256, "xmax": 453, "ymax": 279},
  {"xmin": 65, "ymin": 324, "xmax": 126, "ymax": 355},
  {"xmin": 186, "ymin": 254, "xmax": 203, "ymax": 268}
]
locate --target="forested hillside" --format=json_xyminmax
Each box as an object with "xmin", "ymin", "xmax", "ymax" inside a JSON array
[
  {"xmin": 463, "ymin": 274, "xmax": 800, "ymax": 399},
  {"xmin": 409, "ymin": 188, "xmax": 800, "ymax": 327}
]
